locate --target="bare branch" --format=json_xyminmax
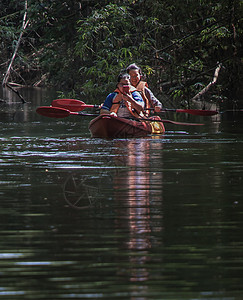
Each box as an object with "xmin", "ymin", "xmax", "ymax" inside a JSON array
[
  {"xmin": 191, "ymin": 63, "xmax": 222, "ymax": 102},
  {"xmin": 2, "ymin": 0, "xmax": 29, "ymax": 86}
]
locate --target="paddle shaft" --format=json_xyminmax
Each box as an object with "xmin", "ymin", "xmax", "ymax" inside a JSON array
[
  {"xmin": 146, "ymin": 107, "xmax": 243, "ymax": 115},
  {"xmin": 162, "ymin": 108, "xmax": 217, "ymax": 116},
  {"xmin": 37, "ymin": 106, "xmax": 204, "ymax": 125},
  {"xmin": 130, "ymin": 116, "xmax": 204, "ymax": 126},
  {"xmin": 51, "ymin": 98, "xmax": 220, "ymax": 116}
]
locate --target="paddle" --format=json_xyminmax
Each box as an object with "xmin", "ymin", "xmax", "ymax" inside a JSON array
[
  {"xmin": 36, "ymin": 106, "xmax": 88, "ymax": 118},
  {"xmin": 156, "ymin": 108, "xmax": 218, "ymax": 116},
  {"xmin": 155, "ymin": 108, "xmax": 243, "ymax": 116},
  {"xmin": 36, "ymin": 106, "xmax": 204, "ymax": 126},
  {"xmin": 134, "ymin": 117, "xmax": 204, "ymax": 126},
  {"xmin": 51, "ymin": 99, "xmax": 100, "ymax": 112},
  {"xmin": 51, "ymin": 98, "xmax": 217, "ymax": 116}
]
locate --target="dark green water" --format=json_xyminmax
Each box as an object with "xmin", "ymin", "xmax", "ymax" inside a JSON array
[{"xmin": 0, "ymin": 87, "xmax": 243, "ymax": 299}]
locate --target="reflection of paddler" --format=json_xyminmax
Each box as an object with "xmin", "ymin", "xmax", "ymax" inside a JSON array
[{"xmin": 113, "ymin": 139, "xmax": 164, "ymax": 282}]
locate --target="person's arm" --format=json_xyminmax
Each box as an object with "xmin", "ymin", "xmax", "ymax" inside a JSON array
[
  {"xmin": 100, "ymin": 108, "xmax": 111, "ymax": 115},
  {"xmin": 100, "ymin": 93, "xmax": 116, "ymax": 115},
  {"xmin": 145, "ymin": 87, "xmax": 163, "ymax": 112},
  {"xmin": 123, "ymin": 91, "xmax": 144, "ymax": 113}
]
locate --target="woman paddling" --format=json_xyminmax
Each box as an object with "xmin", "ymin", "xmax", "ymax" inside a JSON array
[
  {"xmin": 100, "ymin": 73, "xmax": 145, "ymax": 118},
  {"xmin": 126, "ymin": 63, "xmax": 163, "ymax": 116}
]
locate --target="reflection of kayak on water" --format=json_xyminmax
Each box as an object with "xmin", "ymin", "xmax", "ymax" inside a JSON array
[{"xmin": 88, "ymin": 114, "xmax": 165, "ymax": 138}]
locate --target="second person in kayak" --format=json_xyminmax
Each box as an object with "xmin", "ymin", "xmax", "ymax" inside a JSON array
[
  {"xmin": 126, "ymin": 63, "xmax": 163, "ymax": 115},
  {"xmin": 100, "ymin": 73, "xmax": 144, "ymax": 118}
]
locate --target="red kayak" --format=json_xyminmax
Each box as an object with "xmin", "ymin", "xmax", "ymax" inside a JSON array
[{"xmin": 88, "ymin": 114, "xmax": 165, "ymax": 138}]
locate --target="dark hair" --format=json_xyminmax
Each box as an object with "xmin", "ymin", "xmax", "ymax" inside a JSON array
[
  {"xmin": 117, "ymin": 72, "xmax": 130, "ymax": 83},
  {"xmin": 126, "ymin": 63, "xmax": 142, "ymax": 75}
]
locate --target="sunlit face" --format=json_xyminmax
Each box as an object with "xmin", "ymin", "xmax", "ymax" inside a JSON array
[
  {"xmin": 119, "ymin": 77, "xmax": 130, "ymax": 86},
  {"xmin": 128, "ymin": 69, "xmax": 141, "ymax": 87},
  {"xmin": 118, "ymin": 76, "xmax": 130, "ymax": 93}
]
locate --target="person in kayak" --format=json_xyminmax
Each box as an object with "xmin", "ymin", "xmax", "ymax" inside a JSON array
[
  {"xmin": 126, "ymin": 63, "xmax": 163, "ymax": 116},
  {"xmin": 100, "ymin": 73, "xmax": 145, "ymax": 118}
]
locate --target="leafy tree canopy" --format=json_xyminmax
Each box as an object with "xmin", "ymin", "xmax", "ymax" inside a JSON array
[{"xmin": 0, "ymin": 0, "xmax": 242, "ymax": 106}]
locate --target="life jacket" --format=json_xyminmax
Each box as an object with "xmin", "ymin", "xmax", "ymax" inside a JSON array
[
  {"xmin": 110, "ymin": 86, "xmax": 144, "ymax": 118},
  {"xmin": 136, "ymin": 81, "xmax": 152, "ymax": 116}
]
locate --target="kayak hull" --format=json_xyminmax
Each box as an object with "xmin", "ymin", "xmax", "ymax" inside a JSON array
[{"xmin": 88, "ymin": 114, "xmax": 165, "ymax": 138}]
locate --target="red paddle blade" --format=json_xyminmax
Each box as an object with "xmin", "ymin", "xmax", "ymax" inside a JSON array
[
  {"xmin": 51, "ymin": 99, "xmax": 85, "ymax": 112},
  {"xmin": 36, "ymin": 106, "xmax": 71, "ymax": 118},
  {"xmin": 178, "ymin": 109, "xmax": 218, "ymax": 116}
]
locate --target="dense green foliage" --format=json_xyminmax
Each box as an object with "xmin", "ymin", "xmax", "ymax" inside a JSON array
[{"xmin": 0, "ymin": 0, "xmax": 242, "ymax": 105}]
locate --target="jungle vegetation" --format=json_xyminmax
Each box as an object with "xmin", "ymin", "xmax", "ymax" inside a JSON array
[{"xmin": 0, "ymin": 0, "xmax": 242, "ymax": 107}]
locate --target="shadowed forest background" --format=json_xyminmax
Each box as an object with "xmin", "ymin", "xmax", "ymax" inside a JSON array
[{"xmin": 0, "ymin": 0, "xmax": 242, "ymax": 107}]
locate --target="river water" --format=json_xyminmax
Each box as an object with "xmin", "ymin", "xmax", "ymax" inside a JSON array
[{"xmin": 0, "ymin": 87, "xmax": 243, "ymax": 299}]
